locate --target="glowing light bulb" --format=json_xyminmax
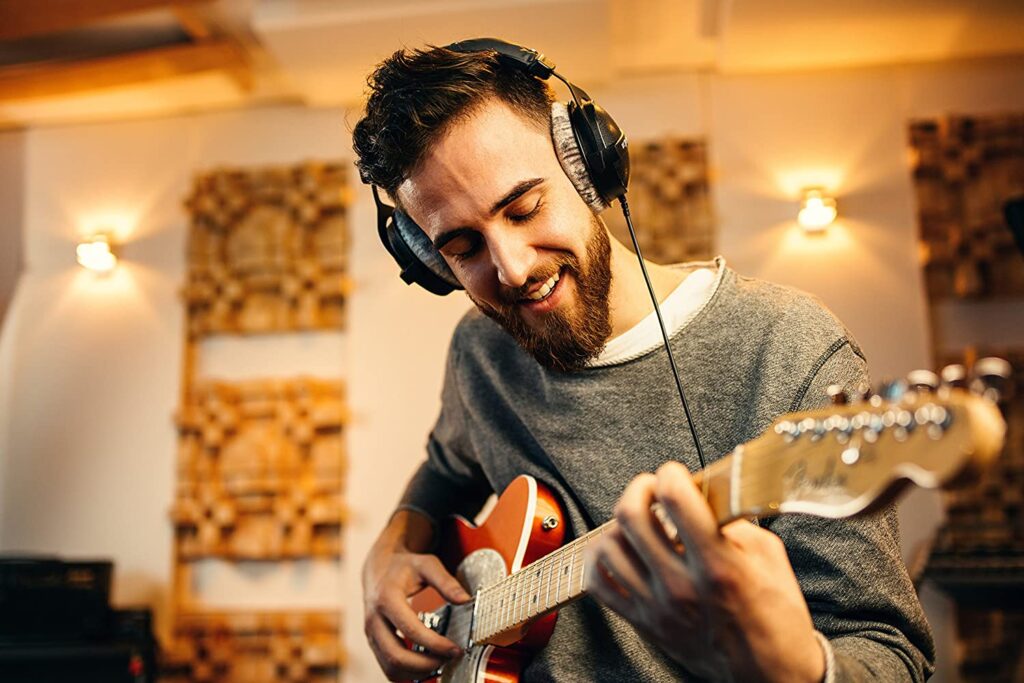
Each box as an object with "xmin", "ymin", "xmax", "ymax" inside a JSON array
[
  {"xmin": 76, "ymin": 234, "xmax": 118, "ymax": 273},
  {"xmin": 798, "ymin": 188, "xmax": 838, "ymax": 233}
]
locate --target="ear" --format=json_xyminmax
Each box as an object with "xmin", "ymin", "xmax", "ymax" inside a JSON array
[
  {"xmin": 551, "ymin": 101, "xmax": 610, "ymax": 214},
  {"xmin": 392, "ymin": 208, "xmax": 461, "ymax": 288}
]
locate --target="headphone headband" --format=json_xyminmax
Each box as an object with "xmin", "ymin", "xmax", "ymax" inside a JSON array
[{"xmin": 447, "ymin": 37, "xmax": 556, "ymax": 80}]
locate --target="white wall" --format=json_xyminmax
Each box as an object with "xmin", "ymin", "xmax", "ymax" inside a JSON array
[
  {"xmin": 0, "ymin": 129, "xmax": 26, "ymax": 546},
  {"xmin": 0, "ymin": 55, "xmax": 1021, "ymax": 682},
  {"xmin": 0, "ymin": 130, "xmax": 24, "ymax": 324}
]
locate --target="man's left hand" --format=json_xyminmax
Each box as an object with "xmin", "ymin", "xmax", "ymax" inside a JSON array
[{"xmin": 584, "ymin": 461, "xmax": 825, "ymax": 683}]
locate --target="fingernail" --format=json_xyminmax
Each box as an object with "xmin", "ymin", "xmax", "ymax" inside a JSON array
[{"xmin": 449, "ymin": 646, "xmax": 462, "ymax": 657}]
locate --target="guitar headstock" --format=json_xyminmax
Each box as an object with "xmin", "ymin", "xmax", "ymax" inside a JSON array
[{"xmin": 741, "ymin": 359, "xmax": 1009, "ymax": 519}]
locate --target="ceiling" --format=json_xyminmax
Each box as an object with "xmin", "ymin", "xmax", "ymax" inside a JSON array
[{"xmin": 1, "ymin": 0, "xmax": 1022, "ymax": 128}]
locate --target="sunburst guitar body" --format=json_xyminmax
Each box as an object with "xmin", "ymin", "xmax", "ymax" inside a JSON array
[{"xmin": 410, "ymin": 475, "xmax": 566, "ymax": 683}]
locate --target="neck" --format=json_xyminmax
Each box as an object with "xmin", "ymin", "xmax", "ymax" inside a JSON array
[{"xmin": 606, "ymin": 234, "xmax": 686, "ymax": 338}]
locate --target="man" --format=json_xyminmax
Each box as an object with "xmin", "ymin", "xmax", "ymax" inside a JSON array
[{"xmin": 353, "ymin": 43, "xmax": 934, "ymax": 682}]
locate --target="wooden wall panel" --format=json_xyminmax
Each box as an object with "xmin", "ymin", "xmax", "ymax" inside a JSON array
[
  {"xmin": 163, "ymin": 611, "xmax": 342, "ymax": 683},
  {"xmin": 169, "ymin": 161, "xmax": 349, "ymax": 681},
  {"xmin": 603, "ymin": 137, "xmax": 715, "ymax": 264},
  {"xmin": 912, "ymin": 111, "xmax": 1024, "ymax": 683},
  {"xmin": 172, "ymin": 379, "xmax": 346, "ymax": 560},
  {"xmin": 183, "ymin": 163, "xmax": 351, "ymax": 337}
]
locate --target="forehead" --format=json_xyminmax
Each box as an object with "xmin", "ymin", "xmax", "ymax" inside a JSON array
[{"xmin": 396, "ymin": 99, "xmax": 555, "ymax": 233}]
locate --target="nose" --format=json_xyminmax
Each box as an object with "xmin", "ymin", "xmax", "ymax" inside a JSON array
[{"xmin": 488, "ymin": 233, "xmax": 537, "ymax": 289}]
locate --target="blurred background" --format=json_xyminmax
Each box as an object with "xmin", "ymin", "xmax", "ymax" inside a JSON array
[{"xmin": 0, "ymin": 0, "xmax": 1022, "ymax": 681}]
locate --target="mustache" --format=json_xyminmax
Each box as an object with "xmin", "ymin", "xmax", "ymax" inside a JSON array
[{"xmin": 496, "ymin": 255, "xmax": 579, "ymax": 306}]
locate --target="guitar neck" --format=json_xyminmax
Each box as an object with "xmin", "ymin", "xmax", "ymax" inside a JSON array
[
  {"xmin": 470, "ymin": 386, "xmax": 1005, "ymax": 645},
  {"xmin": 471, "ymin": 455, "xmax": 743, "ymax": 645}
]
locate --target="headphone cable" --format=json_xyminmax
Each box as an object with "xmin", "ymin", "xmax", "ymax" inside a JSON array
[{"xmin": 619, "ymin": 196, "xmax": 707, "ymax": 470}]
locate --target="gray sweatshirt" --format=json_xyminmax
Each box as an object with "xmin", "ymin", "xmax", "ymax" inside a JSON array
[{"xmin": 398, "ymin": 265, "xmax": 935, "ymax": 681}]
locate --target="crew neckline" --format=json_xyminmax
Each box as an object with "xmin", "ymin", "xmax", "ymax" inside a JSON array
[{"xmin": 589, "ymin": 256, "xmax": 725, "ymax": 367}]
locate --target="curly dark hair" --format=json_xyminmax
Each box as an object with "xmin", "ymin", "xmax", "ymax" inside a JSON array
[{"xmin": 352, "ymin": 45, "xmax": 553, "ymax": 199}]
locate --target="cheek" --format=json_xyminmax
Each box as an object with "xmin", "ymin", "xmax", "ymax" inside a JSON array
[{"xmin": 452, "ymin": 259, "xmax": 500, "ymax": 303}]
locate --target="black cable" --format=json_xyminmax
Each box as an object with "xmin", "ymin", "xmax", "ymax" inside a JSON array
[{"xmin": 620, "ymin": 196, "xmax": 707, "ymax": 470}]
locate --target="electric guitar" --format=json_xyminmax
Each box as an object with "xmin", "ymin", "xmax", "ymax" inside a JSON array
[{"xmin": 407, "ymin": 363, "xmax": 1009, "ymax": 683}]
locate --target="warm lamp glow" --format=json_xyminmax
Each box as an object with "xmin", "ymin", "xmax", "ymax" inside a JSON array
[
  {"xmin": 797, "ymin": 188, "xmax": 838, "ymax": 233},
  {"xmin": 76, "ymin": 233, "xmax": 118, "ymax": 273}
]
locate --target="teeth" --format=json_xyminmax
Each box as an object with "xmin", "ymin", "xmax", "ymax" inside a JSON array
[{"xmin": 526, "ymin": 271, "xmax": 560, "ymax": 301}]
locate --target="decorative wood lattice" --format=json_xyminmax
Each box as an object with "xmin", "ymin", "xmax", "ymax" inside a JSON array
[
  {"xmin": 953, "ymin": 608, "xmax": 1024, "ymax": 683},
  {"xmin": 924, "ymin": 348, "xmax": 1024, "ymax": 683},
  {"xmin": 183, "ymin": 163, "xmax": 351, "ymax": 336},
  {"xmin": 604, "ymin": 138, "xmax": 715, "ymax": 264},
  {"xmin": 173, "ymin": 379, "xmax": 347, "ymax": 560},
  {"xmin": 163, "ymin": 611, "xmax": 343, "ymax": 683},
  {"xmin": 930, "ymin": 350, "xmax": 1024, "ymax": 552},
  {"xmin": 909, "ymin": 114, "xmax": 1024, "ymax": 300},
  {"xmin": 170, "ymin": 160, "xmax": 350, "ymax": 681}
]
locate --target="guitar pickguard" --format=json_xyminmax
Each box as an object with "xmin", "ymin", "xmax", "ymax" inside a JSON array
[{"xmin": 436, "ymin": 548, "xmax": 508, "ymax": 683}]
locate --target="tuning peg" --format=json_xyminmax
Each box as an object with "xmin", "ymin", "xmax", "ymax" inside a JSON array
[
  {"xmin": 853, "ymin": 382, "xmax": 873, "ymax": 403},
  {"xmin": 940, "ymin": 364, "xmax": 968, "ymax": 389},
  {"xmin": 826, "ymin": 384, "xmax": 848, "ymax": 405},
  {"xmin": 972, "ymin": 357, "xmax": 1012, "ymax": 402},
  {"xmin": 906, "ymin": 369, "xmax": 940, "ymax": 393},
  {"xmin": 878, "ymin": 378, "xmax": 908, "ymax": 403}
]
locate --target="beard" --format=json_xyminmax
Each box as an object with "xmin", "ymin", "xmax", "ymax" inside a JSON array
[{"xmin": 469, "ymin": 216, "xmax": 613, "ymax": 373}]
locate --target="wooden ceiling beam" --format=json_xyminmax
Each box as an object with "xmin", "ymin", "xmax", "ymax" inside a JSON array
[
  {"xmin": 0, "ymin": 38, "xmax": 247, "ymax": 101},
  {"xmin": 172, "ymin": 3, "xmax": 214, "ymax": 41},
  {"xmin": 0, "ymin": 0, "xmax": 212, "ymax": 41}
]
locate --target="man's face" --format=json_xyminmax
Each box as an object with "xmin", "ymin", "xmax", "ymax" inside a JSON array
[{"xmin": 396, "ymin": 99, "xmax": 613, "ymax": 371}]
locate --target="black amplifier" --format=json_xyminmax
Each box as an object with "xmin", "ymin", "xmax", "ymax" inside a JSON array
[
  {"xmin": 0, "ymin": 556, "xmax": 156, "ymax": 682},
  {"xmin": 0, "ymin": 556, "xmax": 113, "ymax": 642}
]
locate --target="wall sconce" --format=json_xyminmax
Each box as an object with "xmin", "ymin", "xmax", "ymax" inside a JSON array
[
  {"xmin": 797, "ymin": 188, "xmax": 838, "ymax": 233},
  {"xmin": 76, "ymin": 233, "xmax": 118, "ymax": 273}
]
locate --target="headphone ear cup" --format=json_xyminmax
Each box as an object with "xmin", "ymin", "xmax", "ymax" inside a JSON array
[
  {"xmin": 550, "ymin": 101, "xmax": 610, "ymax": 214},
  {"xmin": 391, "ymin": 209, "xmax": 462, "ymax": 291}
]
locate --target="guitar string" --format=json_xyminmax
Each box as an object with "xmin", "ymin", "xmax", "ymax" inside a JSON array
[
  {"xmin": 473, "ymin": 429, "xmax": 883, "ymax": 639},
  {"xmin": 476, "ymin": 404, "xmax": 945, "ymax": 638},
  {"xmin": 473, "ymin": 469, "xmax": 751, "ymax": 640}
]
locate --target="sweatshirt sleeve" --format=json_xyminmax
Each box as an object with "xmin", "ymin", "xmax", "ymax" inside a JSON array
[
  {"xmin": 396, "ymin": 332, "xmax": 494, "ymax": 529},
  {"xmin": 765, "ymin": 340, "xmax": 937, "ymax": 682}
]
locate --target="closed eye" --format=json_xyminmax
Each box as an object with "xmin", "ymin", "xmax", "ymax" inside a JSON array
[
  {"xmin": 508, "ymin": 198, "xmax": 542, "ymax": 224},
  {"xmin": 440, "ymin": 231, "xmax": 482, "ymax": 262}
]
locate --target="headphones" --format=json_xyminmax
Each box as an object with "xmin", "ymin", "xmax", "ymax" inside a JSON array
[{"xmin": 370, "ymin": 37, "xmax": 631, "ymax": 296}]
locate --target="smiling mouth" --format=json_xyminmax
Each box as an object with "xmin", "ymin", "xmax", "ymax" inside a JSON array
[{"xmin": 521, "ymin": 269, "xmax": 561, "ymax": 303}]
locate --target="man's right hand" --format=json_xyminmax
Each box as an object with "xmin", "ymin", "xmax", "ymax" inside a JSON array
[{"xmin": 362, "ymin": 510, "xmax": 473, "ymax": 681}]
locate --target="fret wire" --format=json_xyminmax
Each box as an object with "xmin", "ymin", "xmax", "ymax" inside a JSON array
[
  {"xmin": 479, "ymin": 585, "xmax": 488, "ymax": 638},
  {"xmin": 476, "ymin": 445, "xmax": 814, "ymax": 642},
  {"xmin": 537, "ymin": 561, "xmax": 545, "ymax": 615},
  {"xmin": 537, "ymin": 559, "xmax": 546, "ymax": 614},
  {"xmin": 484, "ymin": 583, "xmax": 492, "ymax": 637},
  {"xmin": 524, "ymin": 563, "xmax": 530, "ymax": 621},
  {"xmin": 545, "ymin": 552, "xmax": 553, "ymax": 610},
  {"xmin": 528, "ymin": 562, "xmax": 536, "ymax": 619},
  {"xmin": 499, "ymin": 574, "xmax": 506, "ymax": 634},
  {"xmin": 556, "ymin": 550, "xmax": 564, "ymax": 604},
  {"xmin": 516, "ymin": 566, "xmax": 524, "ymax": 625},
  {"xmin": 507, "ymin": 569, "xmax": 516, "ymax": 634},
  {"xmin": 535, "ymin": 561, "xmax": 543, "ymax": 616},
  {"xmin": 521, "ymin": 564, "xmax": 529, "ymax": 622}
]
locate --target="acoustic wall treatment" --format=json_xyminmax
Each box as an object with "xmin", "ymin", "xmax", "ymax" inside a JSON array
[
  {"xmin": 909, "ymin": 113, "xmax": 1024, "ymax": 683},
  {"xmin": 603, "ymin": 137, "xmax": 715, "ymax": 264},
  {"xmin": 164, "ymin": 161, "xmax": 350, "ymax": 683}
]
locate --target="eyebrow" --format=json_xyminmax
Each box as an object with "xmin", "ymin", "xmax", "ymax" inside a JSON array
[{"xmin": 432, "ymin": 177, "xmax": 545, "ymax": 250}]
